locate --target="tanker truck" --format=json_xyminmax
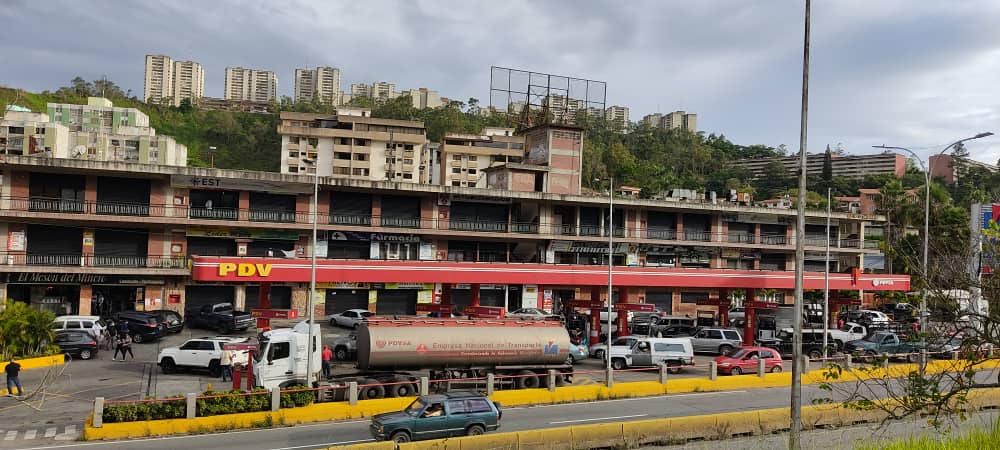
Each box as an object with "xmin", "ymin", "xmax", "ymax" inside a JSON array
[{"xmin": 252, "ymin": 319, "xmax": 574, "ymax": 399}]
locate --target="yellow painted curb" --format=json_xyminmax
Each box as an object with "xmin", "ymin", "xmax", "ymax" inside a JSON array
[
  {"xmin": 341, "ymin": 387, "xmax": 1000, "ymax": 449},
  {"xmin": 0, "ymin": 354, "xmax": 65, "ymax": 395},
  {"xmin": 83, "ymin": 357, "xmax": 1000, "ymax": 441}
]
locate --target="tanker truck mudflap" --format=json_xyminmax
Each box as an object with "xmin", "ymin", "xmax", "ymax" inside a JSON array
[{"xmin": 253, "ymin": 321, "xmax": 322, "ymax": 390}]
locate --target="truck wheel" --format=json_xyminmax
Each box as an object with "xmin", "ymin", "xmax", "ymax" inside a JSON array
[
  {"xmin": 593, "ymin": 349, "xmax": 605, "ymax": 360},
  {"xmin": 208, "ymin": 360, "xmax": 222, "ymax": 378},
  {"xmin": 466, "ymin": 424, "xmax": 485, "ymax": 436},
  {"xmin": 335, "ymin": 347, "xmax": 349, "ymax": 361},
  {"xmin": 390, "ymin": 431, "xmax": 411, "ymax": 443},
  {"xmin": 391, "ymin": 380, "xmax": 415, "ymax": 398},
  {"xmin": 360, "ymin": 379, "xmax": 385, "ymax": 399},
  {"xmin": 667, "ymin": 362, "xmax": 682, "ymax": 374},
  {"xmin": 611, "ymin": 358, "xmax": 627, "ymax": 370},
  {"xmin": 808, "ymin": 349, "xmax": 822, "ymax": 360},
  {"xmin": 515, "ymin": 371, "xmax": 540, "ymax": 389},
  {"xmin": 160, "ymin": 358, "xmax": 177, "ymax": 374},
  {"xmin": 718, "ymin": 344, "xmax": 734, "ymax": 355},
  {"xmin": 906, "ymin": 352, "xmax": 919, "ymax": 364}
]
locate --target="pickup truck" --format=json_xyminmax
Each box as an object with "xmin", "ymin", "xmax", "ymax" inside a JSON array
[
  {"xmin": 775, "ymin": 322, "xmax": 867, "ymax": 349},
  {"xmin": 843, "ymin": 332, "xmax": 922, "ymax": 362},
  {"xmin": 185, "ymin": 303, "xmax": 254, "ymax": 334}
]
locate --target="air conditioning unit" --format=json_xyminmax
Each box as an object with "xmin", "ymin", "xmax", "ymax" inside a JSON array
[{"xmin": 437, "ymin": 195, "xmax": 451, "ymax": 206}]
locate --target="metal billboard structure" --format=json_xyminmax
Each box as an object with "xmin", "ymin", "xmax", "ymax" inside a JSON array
[{"xmin": 489, "ymin": 66, "xmax": 607, "ymax": 131}]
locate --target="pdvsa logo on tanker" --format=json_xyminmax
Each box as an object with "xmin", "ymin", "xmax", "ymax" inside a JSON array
[{"xmin": 375, "ymin": 340, "xmax": 412, "ymax": 348}]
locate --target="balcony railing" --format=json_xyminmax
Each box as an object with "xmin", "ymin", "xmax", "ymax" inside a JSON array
[
  {"xmin": 511, "ymin": 222, "xmax": 539, "ymax": 234},
  {"xmin": 189, "ymin": 207, "xmax": 238, "ymax": 220},
  {"xmin": 449, "ymin": 219, "xmax": 508, "ymax": 233},
  {"xmin": 579, "ymin": 225, "xmax": 601, "ymax": 237},
  {"xmin": 728, "ymin": 233, "xmax": 755, "ymax": 244},
  {"xmin": 380, "ymin": 216, "xmax": 420, "ymax": 228},
  {"xmin": 684, "ymin": 230, "xmax": 712, "ymax": 242},
  {"xmin": 760, "ymin": 234, "xmax": 788, "ymax": 245},
  {"xmin": 648, "ymin": 228, "xmax": 677, "ymax": 240},
  {"xmin": 9, "ymin": 253, "xmax": 189, "ymax": 269},
  {"xmin": 248, "ymin": 209, "xmax": 297, "ymax": 223},
  {"xmin": 95, "ymin": 201, "xmax": 151, "ymax": 216},
  {"xmin": 29, "ymin": 197, "xmax": 84, "ymax": 213},
  {"xmin": 330, "ymin": 214, "xmax": 372, "ymax": 226}
]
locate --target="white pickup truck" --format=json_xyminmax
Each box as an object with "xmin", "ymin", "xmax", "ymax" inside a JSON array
[{"xmin": 778, "ymin": 322, "xmax": 867, "ymax": 348}]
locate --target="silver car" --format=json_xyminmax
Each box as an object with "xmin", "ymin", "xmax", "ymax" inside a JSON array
[
  {"xmin": 332, "ymin": 333, "xmax": 357, "ymax": 360},
  {"xmin": 507, "ymin": 308, "xmax": 561, "ymax": 321},
  {"xmin": 690, "ymin": 328, "xmax": 743, "ymax": 354},
  {"xmin": 328, "ymin": 309, "xmax": 374, "ymax": 329}
]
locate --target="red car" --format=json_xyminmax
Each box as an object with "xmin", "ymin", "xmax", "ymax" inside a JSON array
[{"xmin": 714, "ymin": 346, "xmax": 783, "ymax": 375}]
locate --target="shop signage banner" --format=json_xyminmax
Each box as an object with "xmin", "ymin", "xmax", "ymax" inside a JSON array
[
  {"xmin": 7, "ymin": 231, "xmax": 25, "ymax": 251},
  {"xmin": 3, "ymin": 273, "xmax": 166, "ymax": 285},
  {"xmin": 170, "ymin": 175, "xmax": 312, "ymax": 194},
  {"xmin": 187, "ymin": 227, "xmax": 299, "ymax": 241}
]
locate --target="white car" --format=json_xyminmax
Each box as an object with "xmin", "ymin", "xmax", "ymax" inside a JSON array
[
  {"xmin": 328, "ymin": 309, "xmax": 374, "ymax": 328},
  {"xmin": 728, "ymin": 308, "xmax": 745, "ymax": 322},
  {"xmin": 51, "ymin": 315, "xmax": 107, "ymax": 345},
  {"xmin": 507, "ymin": 308, "xmax": 561, "ymax": 320},
  {"xmin": 158, "ymin": 337, "xmax": 248, "ymax": 376},
  {"xmin": 589, "ymin": 336, "xmax": 639, "ymax": 360}
]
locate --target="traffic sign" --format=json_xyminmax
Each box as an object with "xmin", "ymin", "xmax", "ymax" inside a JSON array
[{"xmin": 251, "ymin": 309, "xmax": 299, "ymax": 319}]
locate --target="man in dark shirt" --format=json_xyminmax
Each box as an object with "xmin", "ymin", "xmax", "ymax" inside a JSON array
[{"xmin": 5, "ymin": 357, "xmax": 23, "ymax": 396}]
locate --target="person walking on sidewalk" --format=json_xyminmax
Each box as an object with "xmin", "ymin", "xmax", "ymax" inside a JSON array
[
  {"xmin": 5, "ymin": 357, "xmax": 23, "ymax": 397},
  {"xmin": 122, "ymin": 334, "xmax": 134, "ymax": 360},
  {"xmin": 113, "ymin": 334, "xmax": 125, "ymax": 361},
  {"xmin": 220, "ymin": 348, "xmax": 233, "ymax": 382},
  {"xmin": 321, "ymin": 345, "xmax": 333, "ymax": 379}
]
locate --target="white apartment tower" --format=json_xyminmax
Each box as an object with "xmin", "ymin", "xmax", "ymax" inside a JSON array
[
  {"xmin": 294, "ymin": 66, "xmax": 342, "ymax": 105},
  {"xmin": 143, "ymin": 55, "xmax": 174, "ymax": 104},
  {"xmin": 605, "ymin": 105, "xmax": 629, "ymax": 129},
  {"xmin": 224, "ymin": 67, "xmax": 278, "ymax": 102},
  {"xmin": 171, "ymin": 60, "xmax": 204, "ymax": 106}
]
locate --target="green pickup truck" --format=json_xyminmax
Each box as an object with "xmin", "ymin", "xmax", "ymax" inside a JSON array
[
  {"xmin": 370, "ymin": 392, "xmax": 502, "ymax": 443},
  {"xmin": 843, "ymin": 332, "xmax": 922, "ymax": 362}
]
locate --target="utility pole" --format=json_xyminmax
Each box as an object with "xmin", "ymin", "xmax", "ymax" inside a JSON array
[
  {"xmin": 823, "ymin": 188, "xmax": 830, "ymax": 359},
  {"xmin": 790, "ymin": 1, "xmax": 811, "ymax": 449}
]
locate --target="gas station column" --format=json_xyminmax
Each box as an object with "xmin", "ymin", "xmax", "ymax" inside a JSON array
[
  {"xmin": 470, "ymin": 284, "xmax": 481, "ymax": 307},
  {"xmin": 617, "ymin": 288, "xmax": 630, "ymax": 337},
  {"xmin": 742, "ymin": 289, "xmax": 756, "ymax": 346},
  {"xmin": 440, "ymin": 283, "xmax": 453, "ymax": 314},
  {"xmin": 589, "ymin": 286, "xmax": 601, "ymax": 345}
]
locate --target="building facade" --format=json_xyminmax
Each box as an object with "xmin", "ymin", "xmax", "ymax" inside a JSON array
[
  {"xmin": 605, "ymin": 105, "xmax": 629, "ymax": 129},
  {"xmin": 440, "ymin": 128, "xmax": 524, "ymax": 188},
  {"xmin": 1, "ymin": 108, "xmax": 70, "ymax": 158},
  {"xmin": 929, "ymin": 154, "xmax": 997, "ymax": 184},
  {"xmin": 224, "ymin": 67, "xmax": 278, "ymax": 103},
  {"xmin": 171, "ymin": 60, "xmax": 205, "ymax": 107},
  {"xmin": 402, "ymin": 88, "xmax": 443, "ymax": 109},
  {"xmin": 143, "ymin": 55, "xmax": 174, "ymax": 104},
  {"xmin": 733, "ymin": 152, "xmax": 906, "ymax": 180},
  {"xmin": 294, "ymin": 66, "xmax": 342, "ymax": 105},
  {"xmin": 0, "ymin": 156, "xmax": 901, "ymax": 331},
  {"xmin": 278, "ymin": 108, "xmax": 426, "ymax": 181}
]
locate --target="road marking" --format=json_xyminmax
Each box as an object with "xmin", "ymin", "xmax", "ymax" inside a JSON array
[
  {"xmin": 4, "ymin": 431, "xmax": 16, "ymax": 441},
  {"xmin": 506, "ymin": 390, "xmax": 748, "ymax": 410},
  {"xmin": 550, "ymin": 413, "xmax": 648, "ymax": 424},
  {"xmin": 45, "ymin": 427, "xmax": 57, "ymax": 438},
  {"xmin": 24, "ymin": 429, "xmax": 37, "ymax": 440},
  {"xmin": 270, "ymin": 439, "xmax": 375, "ymax": 450}
]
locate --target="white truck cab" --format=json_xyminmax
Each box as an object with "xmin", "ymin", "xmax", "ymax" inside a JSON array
[
  {"xmin": 610, "ymin": 337, "xmax": 695, "ymax": 373},
  {"xmin": 253, "ymin": 321, "xmax": 322, "ymax": 389}
]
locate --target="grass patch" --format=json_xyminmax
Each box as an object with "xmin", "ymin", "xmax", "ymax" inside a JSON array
[{"xmin": 857, "ymin": 419, "xmax": 1000, "ymax": 449}]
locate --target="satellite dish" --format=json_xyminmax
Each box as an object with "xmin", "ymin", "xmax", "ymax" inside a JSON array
[{"xmin": 72, "ymin": 145, "xmax": 87, "ymax": 158}]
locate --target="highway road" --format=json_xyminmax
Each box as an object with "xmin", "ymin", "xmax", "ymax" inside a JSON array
[{"xmin": 0, "ymin": 384, "xmax": 876, "ymax": 450}]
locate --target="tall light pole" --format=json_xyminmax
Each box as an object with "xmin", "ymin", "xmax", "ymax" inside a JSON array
[
  {"xmin": 873, "ymin": 132, "xmax": 992, "ymax": 332},
  {"xmin": 823, "ymin": 188, "xmax": 830, "ymax": 360},
  {"xmin": 303, "ymin": 158, "xmax": 321, "ymax": 386},
  {"xmin": 790, "ymin": 1, "xmax": 811, "ymax": 448},
  {"xmin": 595, "ymin": 177, "xmax": 614, "ymax": 383},
  {"xmin": 208, "ymin": 146, "xmax": 217, "ymax": 168}
]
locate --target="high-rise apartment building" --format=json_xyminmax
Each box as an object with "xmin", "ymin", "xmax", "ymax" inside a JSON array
[
  {"xmin": 402, "ymin": 88, "xmax": 443, "ymax": 109},
  {"xmin": 143, "ymin": 55, "xmax": 174, "ymax": 104},
  {"xmin": 144, "ymin": 55, "xmax": 204, "ymax": 106},
  {"xmin": 350, "ymin": 82, "xmax": 398, "ymax": 102},
  {"xmin": 605, "ymin": 105, "xmax": 629, "ymax": 129},
  {"xmin": 171, "ymin": 60, "xmax": 204, "ymax": 107},
  {"xmin": 661, "ymin": 111, "xmax": 697, "ymax": 132},
  {"xmin": 278, "ymin": 108, "xmax": 427, "ymax": 182},
  {"xmin": 294, "ymin": 66, "xmax": 342, "ymax": 105},
  {"xmin": 641, "ymin": 113, "xmax": 662, "ymax": 127},
  {"xmin": 224, "ymin": 67, "xmax": 278, "ymax": 103}
]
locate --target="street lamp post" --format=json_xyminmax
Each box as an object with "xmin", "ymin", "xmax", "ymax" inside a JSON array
[
  {"xmin": 208, "ymin": 146, "xmax": 217, "ymax": 168},
  {"xmin": 873, "ymin": 132, "xmax": 992, "ymax": 332},
  {"xmin": 595, "ymin": 177, "xmax": 614, "ymax": 384},
  {"xmin": 303, "ymin": 159, "xmax": 321, "ymax": 386}
]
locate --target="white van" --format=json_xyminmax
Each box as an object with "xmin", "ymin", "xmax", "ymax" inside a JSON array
[
  {"xmin": 51, "ymin": 316, "xmax": 107, "ymax": 343},
  {"xmin": 610, "ymin": 337, "xmax": 695, "ymax": 373}
]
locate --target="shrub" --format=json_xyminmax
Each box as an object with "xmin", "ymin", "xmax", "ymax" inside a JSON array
[
  {"xmin": 102, "ymin": 386, "xmax": 313, "ymax": 423},
  {"xmin": 0, "ymin": 300, "xmax": 59, "ymax": 360}
]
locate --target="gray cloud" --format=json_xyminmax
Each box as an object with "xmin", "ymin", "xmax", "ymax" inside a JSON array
[{"xmin": 2, "ymin": 0, "xmax": 998, "ymax": 163}]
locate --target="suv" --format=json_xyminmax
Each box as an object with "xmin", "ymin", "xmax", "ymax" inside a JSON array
[
  {"xmin": 370, "ymin": 392, "xmax": 502, "ymax": 443},
  {"xmin": 158, "ymin": 337, "xmax": 249, "ymax": 376},
  {"xmin": 333, "ymin": 333, "xmax": 357, "ymax": 361},
  {"xmin": 648, "ymin": 316, "xmax": 698, "ymax": 338},
  {"xmin": 115, "ymin": 312, "xmax": 165, "ymax": 343},
  {"xmin": 690, "ymin": 328, "xmax": 743, "ymax": 354},
  {"xmin": 759, "ymin": 330, "xmax": 839, "ymax": 359},
  {"xmin": 51, "ymin": 315, "xmax": 106, "ymax": 345}
]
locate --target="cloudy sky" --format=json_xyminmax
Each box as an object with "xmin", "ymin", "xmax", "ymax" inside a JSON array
[{"xmin": 3, "ymin": 0, "xmax": 999, "ymax": 163}]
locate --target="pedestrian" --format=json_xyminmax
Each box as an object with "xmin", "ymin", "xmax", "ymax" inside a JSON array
[
  {"xmin": 220, "ymin": 348, "xmax": 233, "ymax": 382},
  {"xmin": 5, "ymin": 357, "xmax": 23, "ymax": 397},
  {"xmin": 321, "ymin": 345, "xmax": 333, "ymax": 379},
  {"xmin": 113, "ymin": 334, "xmax": 125, "ymax": 361},
  {"xmin": 122, "ymin": 334, "xmax": 134, "ymax": 360}
]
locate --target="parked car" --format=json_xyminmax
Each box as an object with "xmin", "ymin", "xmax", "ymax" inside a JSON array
[
  {"xmin": 54, "ymin": 330, "xmax": 99, "ymax": 360},
  {"xmin": 158, "ymin": 336, "xmax": 250, "ymax": 376},
  {"xmin": 610, "ymin": 337, "xmax": 695, "ymax": 373},
  {"xmin": 328, "ymin": 309, "xmax": 374, "ymax": 328},
  {"xmin": 844, "ymin": 332, "xmax": 921, "ymax": 362},
  {"xmin": 714, "ymin": 346, "xmax": 783, "ymax": 375},
  {"xmin": 728, "ymin": 308, "xmax": 746, "ymax": 322},
  {"xmin": 51, "ymin": 315, "xmax": 106, "ymax": 344},
  {"xmin": 567, "ymin": 342, "xmax": 588, "ymax": 364},
  {"xmin": 147, "ymin": 310, "xmax": 184, "ymax": 334},
  {"xmin": 506, "ymin": 308, "xmax": 561, "ymax": 321},
  {"xmin": 844, "ymin": 310, "xmax": 891, "ymax": 329},
  {"xmin": 690, "ymin": 327, "xmax": 743, "ymax": 354},
  {"xmin": 114, "ymin": 311, "xmax": 165, "ymax": 343},
  {"xmin": 333, "ymin": 333, "xmax": 358, "ymax": 361},
  {"xmin": 759, "ymin": 330, "xmax": 839, "ymax": 359},
  {"xmin": 648, "ymin": 316, "xmax": 698, "ymax": 338},
  {"xmin": 589, "ymin": 336, "xmax": 638, "ymax": 360},
  {"xmin": 370, "ymin": 392, "xmax": 502, "ymax": 443},
  {"xmin": 878, "ymin": 302, "xmax": 916, "ymax": 321},
  {"xmin": 186, "ymin": 303, "xmax": 254, "ymax": 334}
]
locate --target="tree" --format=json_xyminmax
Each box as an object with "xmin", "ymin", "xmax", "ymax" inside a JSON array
[
  {"xmin": 177, "ymin": 98, "xmax": 193, "ymax": 113},
  {"xmin": 820, "ymin": 144, "xmax": 834, "ymax": 192}
]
